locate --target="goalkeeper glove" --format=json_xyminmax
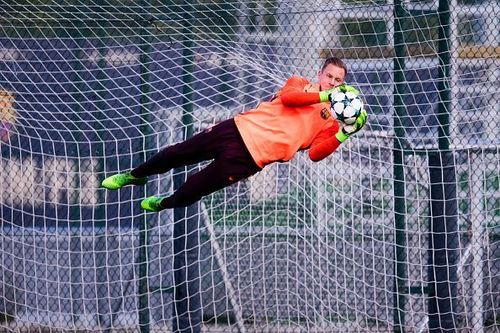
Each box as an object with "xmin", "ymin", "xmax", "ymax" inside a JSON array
[
  {"xmin": 338, "ymin": 83, "xmax": 360, "ymax": 95},
  {"xmin": 335, "ymin": 109, "xmax": 367, "ymax": 143},
  {"xmin": 318, "ymin": 83, "xmax": 360, "ymax": 103}
]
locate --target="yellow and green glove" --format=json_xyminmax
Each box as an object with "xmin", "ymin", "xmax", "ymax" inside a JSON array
[
  {"xmin": 335, "ymin": 109, "xmax": 368, "ymax": 143},
  {"xmin": 319, "ymin": 83, "xmax": 361, "ymax": 103},
  {"xmin": 318, "ymin": 83, "xmax": 367, "ymax": 142}
]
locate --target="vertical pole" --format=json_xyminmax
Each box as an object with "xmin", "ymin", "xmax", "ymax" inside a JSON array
[
  {"xmin": 436, "ymin": 0, "xmax": 451, "ymax": 152},
  {"xmin": 138, "ymin": 2, "xmax": 152, "ymax": 333},
  {"xmin": 428, "ymin": 0, "xmax": 458, "ymax": 330},
  {"xmin": 392, "ymin": 0, "xmax": 407, "ymax": 331},
  {"xmin": 69, "ymin": 14, "xmax": 86, "ymax": 326},
  {"xmin": 469, "ymin": 151, "xmax": 485, "ymax": 333},
  {"xmin": 172, "ymin": 2, "xmax": 202, "ymax": 332},
  {"xmin": 427, "ymin": 152, "xmax": 458, "ymax": 333},
  {"xmin": 93, "ymin": 1, "xmax": 111, "ymax": 328}
]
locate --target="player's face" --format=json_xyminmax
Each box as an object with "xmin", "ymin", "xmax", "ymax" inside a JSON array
[{"xmin": 318, "ymin": 64, "xmax": 346, "ymax": 91}]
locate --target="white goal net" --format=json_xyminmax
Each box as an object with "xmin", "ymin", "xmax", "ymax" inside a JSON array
[{"xmin": 0, "ymin": 1, "xmax": 498, "ymax": 332}]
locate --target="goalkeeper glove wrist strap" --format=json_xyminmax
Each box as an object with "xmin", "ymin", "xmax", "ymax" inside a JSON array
[
  {"xmin": 335, "ymin": 130, "xmax": 349, "ymax": 143},
  {"xmin": 319, "ymin": 91, "xmax": 330, "ymax": 103}
]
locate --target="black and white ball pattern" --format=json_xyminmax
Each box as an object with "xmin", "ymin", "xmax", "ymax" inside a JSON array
[{"xmin": 331, "ymin": 91, "xmax": 363, "ymax": 125}]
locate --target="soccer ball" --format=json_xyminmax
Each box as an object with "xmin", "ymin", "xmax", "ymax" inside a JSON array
[{"xmin": 331, "ymin": 91, "xmax": 363, "ymax": 125}]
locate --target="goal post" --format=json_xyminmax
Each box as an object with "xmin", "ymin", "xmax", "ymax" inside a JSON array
[{"xmin": 1, "ymin": 1, "xmax": 499, "ymax": 333}]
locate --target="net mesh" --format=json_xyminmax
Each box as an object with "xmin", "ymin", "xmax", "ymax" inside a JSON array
[{"xmin": 0, "ymin": 0, "xmax": 499, "ymax": 332}]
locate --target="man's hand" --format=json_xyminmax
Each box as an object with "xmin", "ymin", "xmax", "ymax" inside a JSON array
[
  {"xmin": 335, "ymin": 109, "xmax": 367, "ymax": 143},
  {"xmin": 338, "ymin": 84, "xmax": 360, "ymax": 95},
  {"xmin": 319, "ymin": 84, "xmax": 360, "ymax": 103}
]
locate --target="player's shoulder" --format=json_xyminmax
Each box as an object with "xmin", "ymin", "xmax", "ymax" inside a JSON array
[
  {"xmin": 284, "ymin": 75, "xmax": 310, "ymax": 86},
  {"xmin": 281, "ymin": 76, "xmax": 316, "ymax": 93},
  {"xmin": 303, "ymin": 82, "xmax": 320, "ymax": 92}
]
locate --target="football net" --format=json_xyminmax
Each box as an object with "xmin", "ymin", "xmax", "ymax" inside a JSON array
[{"xmin": 1, "ymin": 1, "xmax": 499, "ymax": 332}]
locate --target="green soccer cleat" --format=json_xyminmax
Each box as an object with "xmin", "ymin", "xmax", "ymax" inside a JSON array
[
  {"xmin": 101, "ymin": 172, "xmax": 148, "ymax": 190},
  {"xmin": 141, "ymin": 196, "xmax": 165, "ymax": 212}
]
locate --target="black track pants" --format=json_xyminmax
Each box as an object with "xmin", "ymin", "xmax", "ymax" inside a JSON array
[{"xmin": 131, "ymin": 119, "xmax": 261, "ymax": 208}]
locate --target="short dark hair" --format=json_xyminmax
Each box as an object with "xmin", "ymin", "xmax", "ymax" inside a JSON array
[{"xmin": 321, "ymin": 57, "xmax": 348, "ymax": 76}]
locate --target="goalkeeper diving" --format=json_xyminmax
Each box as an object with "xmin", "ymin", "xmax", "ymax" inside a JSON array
[{"xmin": 102, "ymin": 57, "xmax": 368, "ymax": 212}]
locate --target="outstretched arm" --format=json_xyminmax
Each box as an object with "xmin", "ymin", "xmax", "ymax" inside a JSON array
[
  {"xmin": 279, "ymin": 76, "xmax": 322, "ymax": 107},
  {"xmin": 308, "ymin": 124, "xmax": 342, "ymax": 162},
  {"xmin": 280, "ymin": 78, "xmax": 360, "ymax": 107},
  {"xmin": 309, "ymin": 110, "xmax": 368, "ymax": 162},
  {"xmin": 281, "ymin": 90, "xmax": 322, "ymax": 107}
]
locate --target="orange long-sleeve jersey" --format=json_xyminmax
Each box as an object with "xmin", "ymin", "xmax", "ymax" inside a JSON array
[{"xmin": 234, "ymin": 76, "xmax": 342, "ymax": 168}]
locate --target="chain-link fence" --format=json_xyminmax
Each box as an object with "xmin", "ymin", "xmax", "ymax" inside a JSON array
[{"xmin": 0, "ymin": 1, "xmax": 498, "ymax": 332}]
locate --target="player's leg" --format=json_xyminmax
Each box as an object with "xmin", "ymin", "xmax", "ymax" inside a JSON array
[
  {"xmin": 103, "ymin": 119, "xmax": 236, "ymax": 190},
  {"xmin": 141, "ymin": 158, "xmax": 259, "ymax": 211},
  {"xmin": 141, "ymin": 138, "xmax": 261, "ymax": 211}
]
